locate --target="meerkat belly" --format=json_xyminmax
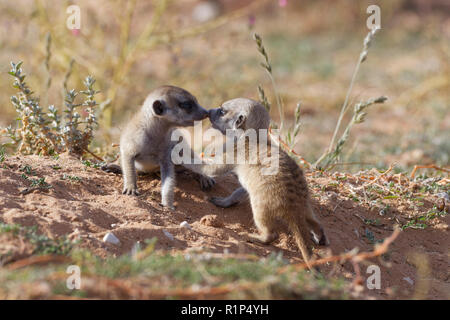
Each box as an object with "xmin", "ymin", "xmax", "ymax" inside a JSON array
[
  {"xmin": 235, "ymin": 165, "xmax": 256, "ymax": 191},
  {"xmin": 237, "ymin": 165, "xmax": 290, "ymax": 214},
  {"xmin": 237, "ymin": 166, "xmax": 274, "ymax": 202}
]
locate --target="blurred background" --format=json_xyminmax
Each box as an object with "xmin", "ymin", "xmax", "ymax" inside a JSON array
[{"xmin": 0, "ymin": 0, "xmax": 448, "ymax": 171}]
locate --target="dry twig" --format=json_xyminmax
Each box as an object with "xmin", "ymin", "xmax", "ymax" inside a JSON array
[{"xmin": 278, "ymin": 228, "xmax": 400, "ymax": 273}]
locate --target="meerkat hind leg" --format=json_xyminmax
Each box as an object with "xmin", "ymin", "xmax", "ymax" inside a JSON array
[
  {"xmin": 102, "ymin": 163, "xmax": 122, "ymax": 174},
  {"xmin": 210, "ymin": 187, "xmax": 247, "ymax": 208}
]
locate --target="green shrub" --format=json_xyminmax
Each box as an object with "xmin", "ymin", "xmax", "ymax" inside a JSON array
[{"xmin": 2, "ymin": 61, "xmax": 100, "ymax": 157}]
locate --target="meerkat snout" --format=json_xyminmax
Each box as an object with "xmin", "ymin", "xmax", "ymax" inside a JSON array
[{"xmin": 209, "ymin": 98, "xmax": 270, "ymax": 135}]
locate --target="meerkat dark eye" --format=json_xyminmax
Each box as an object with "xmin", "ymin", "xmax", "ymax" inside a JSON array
[
  {"xmin": 152, "ymin": 100, "xmax": 164, "ymax": 115},
  {"xmin": 179, "ymin": 101, "xmax": 194, "ymax": 112},
  {"xmin": 218, "ymin": 107, "xmax": 226, "ymax": 116}
]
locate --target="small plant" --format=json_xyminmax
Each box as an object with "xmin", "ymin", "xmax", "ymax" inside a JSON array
[
  {"xmin": 29, "ymin": 177, "xmax": 52, "ymax": 189},
  {"xmin": 257, "ymin": 85, "xmax": 271, "ymax": 112},
  {"xmin": 61, "ymin": 174, "xmax": 82, "ymax": 182},
  {"xmin": 29, "ymin": 228, "xmax": 74, "ymax": 255},
  {"xmin": 0, "ymin": 223, "xmax": 21, "ymax": 235},
  {"xmin": 82, "ymin": 159, "xmax": 104, "ymax": 169},
  {"xmin": 401, "ymin": 220, "xmax": 427, "ymax": 230},
  {"xmin": 0, "ymin": 146, "xmax": 6, "ymax": 163},
  {"xmin": 363, "ymin": 218, "xmax": 381, "ymax": 226},
  {"xmin": 318, "ymin": 96, "xmax": 387, "ymax": 169},
  {"xmin": 315, "ymin": 28, "xmax": 387, "ymax": 169},
  {"xmin": 252, "ymin": 30, "xmax": 387, "ymax": 169},
  {"xmin": 253, "ymin": 33, "xmax": 284, "ymax": 130},
  {"xmin": 285, "ymin": 102, "xmax": 302, "ymax": 150},
  {"xmin": 253, "ymin": 34, "xmax": 304, "ymax": 156},
  {"xmin": 19, "ymin": 164, "xmax": 52, "ymax": 194},
  {"xmin": 401, "ymin": 206, "xmax": 448, "ymax": 230},
  {"xmin": 0, "ymin": 223, "xmax": 75, "ymax": 256},
  {"xmin": 1, "ymin": 61, "xmax": 101, "ymax": 157},
  {"xmin": 20, "ymin": 164, "xmax": 35, "ymax": 175}
]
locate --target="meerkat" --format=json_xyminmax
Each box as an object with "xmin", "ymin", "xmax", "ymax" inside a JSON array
[
  {"xmin": 102, "ymin": 85, "xmax": 215, "ymax": 210},
  {"xmin": 186, "ymin": 98, "xmax": 328, "ymax": 266}
]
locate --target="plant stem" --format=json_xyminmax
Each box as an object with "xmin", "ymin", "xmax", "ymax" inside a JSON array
[
  {"xmin": 328, "ymin": 57, "xmax": 362, "ymax": 153},
  {"xmin": 268, "ymin": 73, "xmax": 284, "ymax": 132},
  {"xmin": 315, "ymin": 28, "xmax": 379, "ymax": 168}
]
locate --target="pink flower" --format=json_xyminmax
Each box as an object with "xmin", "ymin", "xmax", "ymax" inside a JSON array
[
  {"xmin": 71, "ymin": 29, "xmax": 80, "ymax": 36},
  {"xmin": 248, "ymin": 14, "xmax": 256, "ymax": 28},
  {"xmin": 278, "ymin": 0, "xmax": 287, "ymax": 7}
]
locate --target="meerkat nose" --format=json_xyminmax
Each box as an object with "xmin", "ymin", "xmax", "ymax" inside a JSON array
[{"xmin": 201, "ymin": 108, "xmax": 209, "ymax": 119}]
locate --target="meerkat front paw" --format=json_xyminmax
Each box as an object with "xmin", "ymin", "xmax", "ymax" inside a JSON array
[
  {"xmin": 199, "ymin": 175, "xmax": 215, "ymax": 191},
  {"xmin": 160, "ymin": 202, "xmax": 175, "ymax": 211},
  {"xmin": 122, "ymin": 185, "xmax": 139, "ymax": 196}
]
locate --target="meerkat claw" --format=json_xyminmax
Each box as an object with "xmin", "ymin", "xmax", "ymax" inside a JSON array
[
  {"xmin": 199, "ymin": 176, "xmax": 215, "ymax": 190},
  {"xmin": 160, "ymin": 203, "xmax": 175, "ymax": 211},
  {"xmin": 122, "ymin": 187, "xmax": 139, "ymax": 196}
]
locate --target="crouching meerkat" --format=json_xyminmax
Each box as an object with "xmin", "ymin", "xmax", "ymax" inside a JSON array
[
  {"xmin": 103, "ymin": 85, "xmax": 215, "ymax": 210},
  {"xmin": 185, "ymin": 98, "xmax": 328, "ymax": 266}
]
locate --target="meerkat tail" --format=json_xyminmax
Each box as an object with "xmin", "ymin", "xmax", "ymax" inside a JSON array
[
  {"xmin": 305, "ymin": 204, "xmax": 329, "ymax": 246},
  {"xmin": 289, "ymin": 221, "xmax": 314, "ymax": 270}
]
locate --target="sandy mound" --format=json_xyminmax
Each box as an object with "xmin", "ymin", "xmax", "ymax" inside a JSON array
[{"xmin": 0, "ymin": 154, "xmax": 448, "ymax": 299}]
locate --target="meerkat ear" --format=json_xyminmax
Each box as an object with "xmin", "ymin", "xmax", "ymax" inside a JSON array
[
  {"xmin": 152, "ymin": 100, "xmax": 165, "ymax": 115},
  {"xmin": 234, "ymin": 114, "xmax": 246, "ymax": 129}
]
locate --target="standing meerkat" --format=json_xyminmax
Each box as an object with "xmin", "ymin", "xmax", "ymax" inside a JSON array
[
  {"xmin": 103, "ymin": 85, "xmax": 215, "ymax": 210},
  {"xmin": 186, "ymin": 98, "xmax": 328, "ymax": 266}
]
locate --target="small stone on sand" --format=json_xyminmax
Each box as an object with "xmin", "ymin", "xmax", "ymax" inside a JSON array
[
  {"xmin": 103, "ymin": 232, "xmax": 120, "ymax": 245},
  {"xmin": 180, "ymin": 221, "xmax": 192, "ymax": 230}
]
